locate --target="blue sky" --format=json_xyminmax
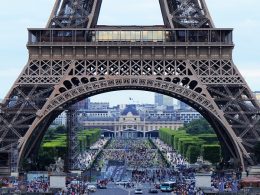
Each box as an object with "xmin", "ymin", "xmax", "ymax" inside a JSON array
[{"xmin": 0, "ymin": 0, "xmax": 259, "ymax": 105}]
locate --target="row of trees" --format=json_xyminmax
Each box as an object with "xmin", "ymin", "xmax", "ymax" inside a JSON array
[
  {"xmin": 23, "ymin": 126, "xmax": 101, "ymax": 171},
  {"xmin": 78, "ymin": 129, "xmax": 101, "ymax": 152},
  {"xmin": 159, "ymin": 119, "xmax": 221, "ymax": 164}
]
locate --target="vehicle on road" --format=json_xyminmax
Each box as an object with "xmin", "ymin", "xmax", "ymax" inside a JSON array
[
  {"xmin": 135, "ymin": 188, "xmax": 143, "ymax": 194},
  {"xmin": 87, "ymin": 185, "xmax": 97, "ymax": 192},
  {"xmin": 115, "ymin": 180, "xmax": 130, "ymax": 185},
  {"xmin": 97, "ymin": 184, "xmax": 107, "ymax": 189},
  {"xmin": 149, "ymin": 188, "xmax": 158, "ymax": 193},
  {"xmin": 169, "ymin": 176, "xmax": 177, "ymax": 183},
  {"xmin": 160, "ymin": 181, "xmax": 175, "ymax": 192}
]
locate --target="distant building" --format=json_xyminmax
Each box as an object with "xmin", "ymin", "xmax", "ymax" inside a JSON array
[
  {"xmin": 79, "ymin": 110, "xmax": 114, "ymax": 121},
  {"xmin": 179, "ymin": 101, "xmax": 190, "ymax": 110},
  {"xmin": 176, "ymin": 110, "xmax": 202, "ymax": 123},
  {"xmin": 145, "ymin": 110, "xmax": 177, "ymax": 120},
  {"xmin": 81, "ymin": 104, "xmax": 184, "ymax": 138},
  {"xmin": 75, "ymin": 98, "xmax": 90, "ymax": 110},
  {"xmin": 155, "ymin": 93, "xmax": 163, "ymax": 106},
  {"xmin": 89, "ymin": 102, "xmax": 109, "ymax": 110},
  {"xmin": 52, "ymin": 112, "xmax": 67, "ymax": 126},
  {"xmin": 154, "ymin": 93, "xmax": 173, "ymax": 107}
]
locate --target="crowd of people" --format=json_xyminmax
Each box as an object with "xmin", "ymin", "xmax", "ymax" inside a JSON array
[
  {"xmin": 74, "ymin": 138, "xmax": 108, "ymax": 170},
  {"xmin": 0, "ymin": 137, "xmax": 249, "ymax": 195},
  {"xmin": 210, "ymin": 171, "xmax": 240, "ymax": 192},
  {"xmin": 153, "ymin": 138, "xmax": 189, "ymax": 166},
  {"xmin": 0, "ymin": 177, "xmax": 50, "ymax": 194},
  {"xmin": 0, "ymin": 177, "xmax": 91, "ymax": 194},
  {"xmin": 106, "ymin": 138, "xmax": 155, "ymax": 150},
  {"xmin": 99, "ymin": 138, "xmax": 167, "ymax": 169}
]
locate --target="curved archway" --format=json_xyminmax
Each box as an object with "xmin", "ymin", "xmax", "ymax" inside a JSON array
[{"xmin": 18, "ymin": 77, "xmax": 244, "ymax": 169}]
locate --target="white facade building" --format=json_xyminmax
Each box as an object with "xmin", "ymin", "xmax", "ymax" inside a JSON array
[
  {"xmin": 176, "ymin": 110, "xmax": 202, "ymax": 123},
  {"xmin": 52, "ymin": 112, "xmax": 67, "ymax": 126},
  {"xmin": 81, "ymin": 105, "xmax": 184, "ymax": 138},
  {"xmin": 89, "ymin": 102, "xmax": 109, "ymax": 110}
]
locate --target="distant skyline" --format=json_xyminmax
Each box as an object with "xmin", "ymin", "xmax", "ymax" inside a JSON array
[{"xmin": 0, "ymin": 0, "xmax": 259, "ymax": 106}]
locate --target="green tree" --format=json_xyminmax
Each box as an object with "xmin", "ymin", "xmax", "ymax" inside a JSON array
[
  {"xmin": 202, "ymin": 145, "xmax": 221, "ymax": 164},
  {"xmin": 186, "ymin": 145, "xmax": 201, "ymax": 163},
  {"xmin": 56, "ymin": 125, "xmax": 66, "ymax": 133},
  {"xmin": 185, "ymin": 119, "xmax": 214, "ymax": 135}
]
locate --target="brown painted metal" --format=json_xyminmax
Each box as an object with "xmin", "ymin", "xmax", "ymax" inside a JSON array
[{"xmin": 0, "ymin": 0, "xmax": 259, "ymax": 174}]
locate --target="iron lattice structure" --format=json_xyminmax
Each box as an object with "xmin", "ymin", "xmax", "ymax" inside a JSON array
[
  {"xmin": 0, "ymin": 0, "xmax": 260, "ymax": 174},
  {"xmin": 66, "ymin": 108, "xmax": 80, "ymax": 170}
]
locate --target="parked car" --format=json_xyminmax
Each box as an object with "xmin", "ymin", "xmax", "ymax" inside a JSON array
[
  {"xmin": 135, "ymin": 188, "xmax": 143, "ymax": 194},
  {"xmin": 87, "ymin": 185, "xmax": 97, "ymax": 192},
  {"xmin": 149, "ymin": 188, "xmax": 158, "ymax": 193},
  {"xmin": 115, "ymin": 180, "xmax": 130, "ymax": 185},
  {"xmin": 97, "ymin": 184, "xmax": 107, "ymax": 189}
]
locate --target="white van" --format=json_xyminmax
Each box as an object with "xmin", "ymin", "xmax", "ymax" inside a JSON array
[{"xmin": 87, "ymin": 185, "xmax": 97, "ymax": 192}]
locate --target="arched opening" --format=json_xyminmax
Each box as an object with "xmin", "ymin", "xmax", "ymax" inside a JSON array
[{"xmin": 19, "ymin": 79, "xmax": 243, "ymax": 172}]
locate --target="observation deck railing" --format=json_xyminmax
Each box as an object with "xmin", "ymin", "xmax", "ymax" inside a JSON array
[{"xmin": 27, "ymin": 27, "xmax": 233, "ymax": 46}]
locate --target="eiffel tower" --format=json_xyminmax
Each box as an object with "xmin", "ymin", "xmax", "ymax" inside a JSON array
[{"xmin": 0, "ymin": 0, "xmax": 260, "ymax": 174}]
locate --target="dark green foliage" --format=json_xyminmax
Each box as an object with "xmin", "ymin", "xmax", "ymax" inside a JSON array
[
  {"xmin": 185, "ymin": 119, "xmax": 214, "ymax": 135},
  {"xmin": 186, "ymin": 145, "xmax": 201, "ymax": 163},
  {"xmin": 159, "ymin": 122, "xmax": 221, "ymax": 164},
  {"xmin": 198, "ymin": 134, "xmax": 218, "ymax": 144},
  {"xmin": 78, "ymin": 129, "xmax": 101, "ymax": 151},
  {"xmin": 37, "ymin": 146, "xmax": 66, "ymax": 170},
  {"xmin": 202, "ymin": 145, "xmax": 221, "ymax": 164},
  {"xmin": 56, "ymin": 125, "xmax": 66, "ymax": 133},
  {"xmin": 34, "ymin": 127, "xmax": 101, "ymax": 171},
  {"xmin": 181, "ymin": 139, "xmax": 204, "ymax": 157}
]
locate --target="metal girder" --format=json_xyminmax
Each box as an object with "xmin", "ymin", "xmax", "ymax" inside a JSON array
[
  {"xmin": 0, "ymin": 0, "xmax": 259, "ymax": 174},
  {"xmin": 47, "ymin": 0, "xmax": 102, "ymax": 28},
  {"xmin": 66, "ymin": 108, "xmax": 80, "ymax": 170},
  {"xmin": 160, "ymin": 0, "xmax": 214, "ymax": 28},
  {"xmin": 48, "ymin": 0, "xmax": 213, "ymax": 29}
]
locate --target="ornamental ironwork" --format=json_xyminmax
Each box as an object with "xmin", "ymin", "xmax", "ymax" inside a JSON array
[{"xmin": 0, "ymin": 0, "xmax": 259, "ymax": 174}]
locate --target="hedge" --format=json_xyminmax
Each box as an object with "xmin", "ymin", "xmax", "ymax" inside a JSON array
[
  {"xmin": 43, "ymin": 134, "xmax": 67, "ymax": 148},
  {"xmin": 78, "ymin": 129, "xmax": 101, "ymax": 151},
  {"xmin": 198, "ymin": 134, "xmax": 218, "ymax": 144},
  {"xmin": 181, "ymin": 139, "xmax": 205, "ymax": 157},
  {"xmin": 159, "ymin": 128, "xmax": 221, "ymax": 164},
  {"xmin": 43, "ymin": 129, "xmax": 101, "ymax": 152},
  {"xmin": 186, "ymin": 145, "xmax": 201, "ymax": 163},
  {"xmin": 174, "ymin": 133, "xmax": 189, "ymax": 150},
  {"xmin": 202, "ymin": 144, "xmax": 221, "ymax": 164}
]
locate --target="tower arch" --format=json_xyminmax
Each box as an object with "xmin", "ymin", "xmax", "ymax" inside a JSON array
[
  {"xmin": 18, "ymin": 77, "xmax": 244, "ymax": 168},
  {"xmin": 0, "ymin": 0, "xmax": 259, "ymax": 174}
]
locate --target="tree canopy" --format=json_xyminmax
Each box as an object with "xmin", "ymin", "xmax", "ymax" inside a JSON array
[{"xmin": 185, "ymin": 118, "xmax": 214, "ymax": 135}]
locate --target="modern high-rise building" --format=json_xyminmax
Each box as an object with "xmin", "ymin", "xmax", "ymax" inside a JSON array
[
  {"xmin": 155, "ymin": 93, "xmax": 163, "ymax": 106},
  {"xmin": 179, "ymin": 101, "xmax": 190, "ymax": 111},
  {"xmin": 73, "ymin": 98, "xmax": 90, "ymax": 110},
  {"xmin": 154, "ymin": 93, "xmax": 173, "ymax": 107}
]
